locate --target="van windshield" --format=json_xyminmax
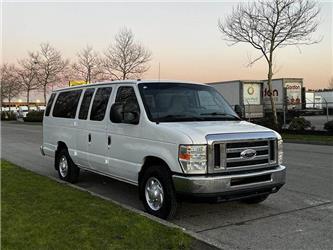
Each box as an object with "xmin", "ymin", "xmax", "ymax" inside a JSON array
[{"xmin": 138, "ymin": 82, "xmax": 239, "ymax": 122}]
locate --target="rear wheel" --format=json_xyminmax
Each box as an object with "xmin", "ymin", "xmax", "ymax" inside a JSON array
[
  {"xmin": 140, "ymin": 165, "xmax": 177, "ymax": 219},
  {"xmin": 56, "ymin": 148, "xmax": 80, "ymax": 183},
  {"xmin": 242, "ymin": 194, "xmax": 269, "ymax": 204}
]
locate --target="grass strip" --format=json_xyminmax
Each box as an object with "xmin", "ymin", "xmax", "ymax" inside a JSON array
[
  {"xmin": 282, "ymin": 133, "xmax": 333, "ymax": 143},
  {"xmin": 1, "ymin": 160, "xmax": 192, "ymax": 250}
]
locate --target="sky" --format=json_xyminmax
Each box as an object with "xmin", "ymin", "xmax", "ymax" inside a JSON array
[{"xmin": 1, "ymin": 1, "xmax": 332, "ymax": 101}]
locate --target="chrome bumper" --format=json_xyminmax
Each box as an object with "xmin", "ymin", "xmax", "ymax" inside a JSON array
[{"xmin": 172, "ymin": 165, "xmax": 286, "ymax": 196}]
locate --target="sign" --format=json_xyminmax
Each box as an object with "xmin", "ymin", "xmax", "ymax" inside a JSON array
[
  {"xmin": 263, "ymin": 79, "xmax": 303, "ymax": 110},
  {"xmin": 285, "ymin": 82, "xmax": 302, "ymax": 109},
  {"xmin": 243, "ymin": 83, "xmax": 261, "ymax": 105},
  {"xmin": 69, "ymin": 80, "xmax": 87, "ymax": 86}
]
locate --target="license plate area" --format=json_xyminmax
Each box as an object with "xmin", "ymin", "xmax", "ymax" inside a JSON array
[{"xmin": 230, "ymin": 174, "xmax": 271, "ymax": 186}]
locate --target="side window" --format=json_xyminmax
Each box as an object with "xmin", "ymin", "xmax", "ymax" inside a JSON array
[
  {"xmin": 53, "ymin": 90, "xmax": 82, "ymax": 118},
  {"xmin": 79, "ymin": 88, "xmax": 95, "ymax": 120},
  {"xmin": 111, "ymin": 86, "xmax": 140, "ymax": 124},
  {"xmin": 45, "ymin": 93, "xmax": 56, "ymax": 116},
  {"xmin": 115, "ymin": 86, "xmax": 139, "ymax": 107},
  {"xmin": 90, "ymin": 87, "xmax": 112, "ymax": 121}
]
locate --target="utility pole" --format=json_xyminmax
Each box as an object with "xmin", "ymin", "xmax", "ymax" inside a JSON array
[{"xmin": 158, "ymin": 62, "xmax": 160, "ymax": 81}]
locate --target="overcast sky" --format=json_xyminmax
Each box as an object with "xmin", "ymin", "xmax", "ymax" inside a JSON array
[{"xmin": 2, "ymin": 1, "xmax": 332, "ymax": 101}]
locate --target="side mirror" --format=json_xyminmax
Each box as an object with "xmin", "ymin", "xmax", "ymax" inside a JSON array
[
  {"xmin": 110, "ymin": 102, "xmax": 140, "ymax": 124},
  {"xmin": 123, "ymin": 102, "xmax": 140, "ymax": 124},
  {"xmin": 234, "ymin": 105, "xmax": 243, "ymax": 118},
  {"xmin": 110, "ymin": 103, "xmax": 123, "ymax": 123}
]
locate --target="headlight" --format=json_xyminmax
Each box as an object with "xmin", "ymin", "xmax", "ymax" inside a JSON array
[
  {"xmin": 179, "ymin": 145, "xmax": 207, "ymax": 174},
  {"xmin": 278, "ymin": 139, "xmax": 283, "ymax": 164}
]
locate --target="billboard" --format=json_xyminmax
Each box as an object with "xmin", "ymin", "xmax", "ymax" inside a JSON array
[
  {"xmin": 243, "ymin": 83, "xmax": 261, "ymax": 105},
  {"xmin": 263, "ymin": 79, "xmax": 303, "ymax": 110},
  {"xmin": 285, "ymin": 82, "xmax": 302, "ymax": 109}
]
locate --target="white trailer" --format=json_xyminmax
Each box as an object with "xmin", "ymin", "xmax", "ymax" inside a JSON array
[
  {"xmin": 314, "ymin": 91, "xmax": 333, "ymax": 108},
  {"xmin": 262, "ymin": 78, "xmax": 303, "ymax": 111},
  {"xmin": 208, "ymin": 80, "xmax": 264, "ymax": 118}
]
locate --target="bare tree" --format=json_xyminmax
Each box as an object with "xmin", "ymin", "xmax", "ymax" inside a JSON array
[
  {"xmin": 218, "ymin": 0, "xmax": 320, "ymax": 129},
  {"xmin": 33, "ymin": 43, "xmax": 68, "ymax": 104},
  {"xmin": 17, "ymin": 54, "xmax": 40, "ymax": 110},
  {"xmin": 0, "ymin": 64, "xmax": 21, "ymax": 111},
  {"xmin": 103, "ymin": 28, "xmax": 152, "ymax": 80},
  {"xmin": 72, "ymin": 46, "xmax": 103, "ymax": 83}
]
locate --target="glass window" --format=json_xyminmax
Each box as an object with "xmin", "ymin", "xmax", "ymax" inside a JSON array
[
  {"xmin": 79, "ymin": 88, "xmax": 95, "ymax": 120},
  {"xmin": 112, "ymin": 86, "xmax": 140, "ymax": 122},
  {"xmin": 115, "ymin": 86, "xmax": 139, "ymax": 105},
  {"xmin": 138, "ymin": 83, "xmax": 238, "ymax": 122},
  {"xmin": 45, "ymin": 93, "xmax": 56, "ymax": 116},
  {"xmin": 53, "ymin": 90, "xmax": 82, "ymax": 118},
  {"xmin": 90, "ymin": 87, "xmax": 112, "ymax": 121}
]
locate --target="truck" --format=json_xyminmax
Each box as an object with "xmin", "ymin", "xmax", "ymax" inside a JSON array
[
  {"xmin": 41, "ymin": 80, "xmax": 286, "ymax": 219},
  {"xmin": 208, "ymin": 80, "xmax": 264, "ymax": 119},
  {"xmin": 262, "ymin": 78, "xmax": 304, "ymax": 111}
]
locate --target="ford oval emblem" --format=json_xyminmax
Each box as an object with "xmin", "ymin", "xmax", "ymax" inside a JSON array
[{"xmin": 240, "ymin": 149, "xmax": 257, "ymax": 159}]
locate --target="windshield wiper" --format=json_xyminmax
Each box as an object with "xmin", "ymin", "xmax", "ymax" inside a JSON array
[
  {"xmin": 156, "ymin": 114, "xmax": 204, "ymax": 123},
  {"xmin": 200, "ymin": 112, "xmax": 240, "ymax": 120}
]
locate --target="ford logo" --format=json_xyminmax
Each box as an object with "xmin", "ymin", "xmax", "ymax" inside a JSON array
[{"xmin": 240, "ymin": 149, "xmax": 257, "ymax": 159}]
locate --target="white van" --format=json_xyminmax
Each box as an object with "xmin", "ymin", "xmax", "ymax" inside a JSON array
[{"xmin": 41, "ymin": 80, "xmax": 286, "ymax": 219}]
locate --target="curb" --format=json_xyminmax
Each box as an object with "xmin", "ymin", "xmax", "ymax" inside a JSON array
[
  {"xmin": 284, "ymin": 140, "xmax": 333, "ymax": 146},
  {"xmin": 47, "ymin": 175, "xmax": 223, "ymax": 250}
]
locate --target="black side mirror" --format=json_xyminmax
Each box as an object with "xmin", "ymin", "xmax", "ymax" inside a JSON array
[
  {"xmin": 234, "ymin": 105, "xmax": 243, "ymax": 118},
  {"xmin": 110, "ymin": 102, "xmax": 140, "ymax": 124},
  {"xmin": 123, "ymin": 102, "xmax": 140, "ymax": 124},
  {"xmin": 110, "ymin": 103, "xmax": 123, "ymax": 123}
]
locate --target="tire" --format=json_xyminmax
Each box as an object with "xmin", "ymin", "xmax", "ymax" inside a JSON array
[
  {"xmin": 139, "ymin": 165, "xmax": 177, "ymax": 219},
  {"xmin": 242, "ymin": 194, "xmax": 269, "ymax": 204},
  {"xmin": 56, "ymin": 148, "xmax": 80, "ymax": 183}
]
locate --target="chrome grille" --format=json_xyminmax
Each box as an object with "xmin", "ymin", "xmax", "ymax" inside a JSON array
[{"xmin": 207, "ymin": 132, "xmax": 278, "ymax": 173}]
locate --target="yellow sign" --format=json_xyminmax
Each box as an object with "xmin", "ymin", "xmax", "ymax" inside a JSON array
[{"xmin": 69, "ymin": 81, "xmax": 87, "ymax": 86}]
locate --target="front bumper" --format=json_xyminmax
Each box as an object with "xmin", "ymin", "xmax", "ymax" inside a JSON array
[{"xmin": 172, "ymin": 165, "xmax": 286, "ymax": 198}]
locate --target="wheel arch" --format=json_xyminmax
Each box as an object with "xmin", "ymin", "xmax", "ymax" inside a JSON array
[
  {"xmin": 54, "ymin": 141, "xmax": 68, "ymax": 170},
  {"xmin": 138, "ymin": 156, "xmax": 173, "ymax": 198}
]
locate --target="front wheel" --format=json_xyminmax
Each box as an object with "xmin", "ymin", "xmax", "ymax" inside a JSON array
[
  {"xmin": 56, "ymin": 148, "xmax": 80, "ymax": 183},
  {"xmin": 140, "ymin": 166, "xmax": 177, "ymax": 219}
]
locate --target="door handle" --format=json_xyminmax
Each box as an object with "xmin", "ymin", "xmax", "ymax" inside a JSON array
[
  {"xmin": 107, "ymin": 135, "xmax": 111, "ymax": 146},
  {"xmin": 88, "ymin": 133, "xmax": 91, "ymax": 143}
]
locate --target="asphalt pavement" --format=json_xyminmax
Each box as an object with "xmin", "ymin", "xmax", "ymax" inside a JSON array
[{"xmin": 1, "ymin": 121, "xmax": 332, "ymax": 249}]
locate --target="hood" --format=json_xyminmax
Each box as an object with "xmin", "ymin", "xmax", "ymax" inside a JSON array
[{"xmin": 158, "ymin": 120, "xmax": 278, "ymax": 144}]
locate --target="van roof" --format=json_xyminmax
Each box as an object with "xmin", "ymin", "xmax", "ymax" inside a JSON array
[{"xmin": 53, "ymin": 79, "xmax": 205, "ymax": 92}]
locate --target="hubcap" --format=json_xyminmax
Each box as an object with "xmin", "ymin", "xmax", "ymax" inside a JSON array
[
  {"xmin": 59, "ymin": 155, "xmax": 68, "ymax": 177},
  {"xmin": 145, "ymin": 177, "xmax": 164, "ymax": 211}
]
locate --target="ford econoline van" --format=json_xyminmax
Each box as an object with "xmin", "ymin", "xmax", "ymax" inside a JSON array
[{"xmin": 41, "ymin": 80, "xmax": 286, "ymax": 219}]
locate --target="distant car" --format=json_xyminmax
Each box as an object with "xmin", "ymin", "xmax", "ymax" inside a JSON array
[{"xmin": 18, "ymin": 106, "xmax": 29, "ymax": 118}]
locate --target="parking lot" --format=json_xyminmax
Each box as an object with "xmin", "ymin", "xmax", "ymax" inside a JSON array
[{"xmin": 1, "ymin": 122, "xmax": 332, "ymax": 249}]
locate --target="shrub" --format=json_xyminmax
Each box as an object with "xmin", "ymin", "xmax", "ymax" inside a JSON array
[
  {"xmin": 324, "ymin": 120, "xmax": 333, "ymax": 132},
  {"xmin": 1, "ymin": 111, "xmax": 18, "ymax": 121},
  {"xmin": 23, "ymin": 111, "xmax": 44, "ymax": 122},
  {"xmin": 253, "ymin": 112, "xmax": 283, "ymax": 131},
  {"xmin": 288, "ymin": 117, "xmax": 311, "ymax": 131}
]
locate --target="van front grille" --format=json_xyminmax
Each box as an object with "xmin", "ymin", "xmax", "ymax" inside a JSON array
[{"xmin": 212, "ymin": 139, "xmax": 277, "ymax": 172}]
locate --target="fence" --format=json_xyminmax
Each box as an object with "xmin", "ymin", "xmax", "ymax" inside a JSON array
[{"xmin": 239, "ymin": 101, "xmax": 333, "ymax": 130}]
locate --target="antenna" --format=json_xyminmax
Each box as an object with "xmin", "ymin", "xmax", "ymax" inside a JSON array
[{"xmin": 158, "ymin": 62, "xmax": 161, "ymax": 81}]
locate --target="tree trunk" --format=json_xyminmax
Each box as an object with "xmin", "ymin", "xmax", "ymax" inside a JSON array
[
  {"xmin": 8, "ymin": 95, "xmax": 11, "ymax": 112},
  {"xmin": 27, "ymin": 89, "xmax": 30, "ymax": 111},
  {"xmin": 43, "ymin": 85, "xmax": 47, "ymax": 105},
  {"xmin": 267, "ymin": 61, "xmax": 278, "ymax": 130}
]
